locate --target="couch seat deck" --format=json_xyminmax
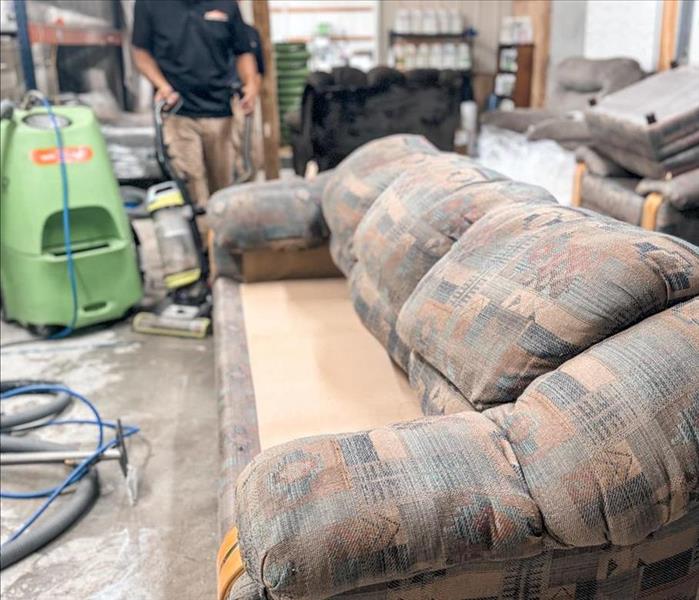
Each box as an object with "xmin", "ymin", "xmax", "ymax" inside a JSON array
[{"xmin": 238, "ymin": 277, "xmax": 421, "ymax": 450}]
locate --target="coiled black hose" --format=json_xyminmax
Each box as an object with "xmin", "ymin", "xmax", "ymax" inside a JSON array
[
  {"xmin": 0, "ymin": 379, "xmax": 99, "ymax": 569},
  {"xmin": 0, "ymin": 434, "xmax": 69, "ymax": 453},
  {"xmin": 0, "ymin": 470, "xmax": 99, "ymax": 570},
  {"xmin": 0, "ymin": 392, "xmax": 71, "ymax": 430}
]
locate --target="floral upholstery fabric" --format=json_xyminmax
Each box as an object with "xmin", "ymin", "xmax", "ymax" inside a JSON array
[{"xmin": 397, "ymin": 203, "xmax": 699, "ymax": 409}]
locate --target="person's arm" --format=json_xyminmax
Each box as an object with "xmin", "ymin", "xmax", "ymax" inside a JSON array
[
  {"xmin": 236, "ymin": 53, "xmax": 259, "ymax": 114},
  {"xmin": 131, "ymin": 0, "xmax": 179, "ymax": 108},
  {"xmin": 131, "ymin": 47, "xmax": 180, "ymax": 107}
]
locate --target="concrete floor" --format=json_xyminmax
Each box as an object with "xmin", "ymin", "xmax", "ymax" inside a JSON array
[{"xmin": 0, "ymin": 221, "xmax": 218, "ymax": 599}]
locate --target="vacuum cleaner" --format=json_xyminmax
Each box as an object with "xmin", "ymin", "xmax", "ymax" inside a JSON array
[
  {"xmin": 0, "ymin": 92, "xmax": 142, "ymax": 335},
  {"xmin": 130, "ymin": 100, "xmax": 211, "ymax": 339}
]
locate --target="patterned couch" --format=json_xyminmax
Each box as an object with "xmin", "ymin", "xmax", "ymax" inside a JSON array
[{"xmin": 208, "ymin": 135, "xmax": 699, "ymax": 600}]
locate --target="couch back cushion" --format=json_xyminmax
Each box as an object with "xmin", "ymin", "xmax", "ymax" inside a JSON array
[
  {"xmin": 488, "ymin": 299, "xmax": 699, "ymax": 547},
  {"xmin": 321, "ymin": 134, "xmax": 439, "ymax": 275},
  {"xmin": 348, "ymin": 155, "xmax": 556, "ymax": 368},
  {"xmin": 397, "ymin": 203, "xmax": 699, "ymax": 409}
]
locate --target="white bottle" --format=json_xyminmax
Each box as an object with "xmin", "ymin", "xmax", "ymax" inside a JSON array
[
  {"xmin": 450, "ymin": 10, "xmax": 463, "ymax": 34},
  {"xmin": 457, "ymin": 43, "xmax": 472, "ymax": 70},
  {"xmin": 423, "ymin": 9, "xmax": 438, "ymax": 35},
  {"xmin": 410, "ymin": 9, "xmax": 422, "ymax": 34},
  {"xmin": 416, "ymin": 43, "xmax": 430, "ymax": 68},
  {"xmin": 404, "ymin": 44, "xmax": 417, "ymax": 70},
  {"xmin": 429, "ymin": 44, "xmax": 443, "ymax": 69},
  {"xmin": 437, "ymin": 9, "xmax": 450, "ymax": 34},
  {"xmin": 442, "ymin": 43, "xmax": 457, "ymax": 69},
  {"xmin": 394, "ymin": 9, "xmax": 410, "ymax": 34}
]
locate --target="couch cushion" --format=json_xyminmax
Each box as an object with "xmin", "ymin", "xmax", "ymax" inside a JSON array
[
  {"xmin": 209, "ymin": 173, "xmax": 332, "ymax": 252},
  {"xmin": 322, "ymin": 135, "xmax": 439, "ymax": 275},
  {"xmin": 580, "ymin": 172, "xmax": 644, "ymax": 226},
  {"xmin": 488, "ymin": 299, "xmax": 699, "ymax": 547},
  {"xmin": 397, "ymin": 203, "xmax": 699, "ymax": 410},
  {"xmin": 234, "ymin": 412, "xmax": 542, "ymax": 600},
  {"xmin": 586, "ymin": 66, "xmax": 699, "ymax": 162},
  {"xmin": 350, "ymin": 157, "xmax": 555, "ymax": 370}
]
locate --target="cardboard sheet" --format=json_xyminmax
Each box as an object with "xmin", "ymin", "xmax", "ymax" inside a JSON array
[{"xmin": 240, "ymin": 278, "xmax": 422, "ymax": 449}]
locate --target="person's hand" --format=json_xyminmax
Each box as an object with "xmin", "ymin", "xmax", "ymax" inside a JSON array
[
  {"xmin": 239, "ymin": 79, "xmax": 259, "ymax": 115},
  {"xmin": 155, "ymin": 84, "xmax": 180, "ymax": 110}
]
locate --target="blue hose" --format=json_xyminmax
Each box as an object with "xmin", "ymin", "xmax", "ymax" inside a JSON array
[
  {"xmin": 38, "ymin": 97, "xmax": 78, "ymax": 337},
  {"xmin": 0, "ymin": 385, "xmax": 139, "ymax": 545}
]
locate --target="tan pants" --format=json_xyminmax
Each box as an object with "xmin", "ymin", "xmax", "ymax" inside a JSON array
[{"xmin": 163, "ymin": 115, "xmax": 235, "ymax": 234}]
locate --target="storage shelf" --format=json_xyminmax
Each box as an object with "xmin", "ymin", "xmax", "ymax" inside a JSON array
[
  {"xmin": 28, "ymin": 22, "xmax": 122, "ymax": 47},
  {"xmin": 389, "ymin": 30, "xmax": 477, "ymax": 43}
]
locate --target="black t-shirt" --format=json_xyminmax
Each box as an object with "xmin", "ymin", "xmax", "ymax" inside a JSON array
[{"xmin": 132, "ymin": 0, "xmax": 252, "ymax": 117}]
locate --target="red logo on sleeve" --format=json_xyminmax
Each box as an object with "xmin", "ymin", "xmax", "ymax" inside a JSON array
[{"xmin": 31, "ymin": 146, "xmax": 93, "ymax": 165}]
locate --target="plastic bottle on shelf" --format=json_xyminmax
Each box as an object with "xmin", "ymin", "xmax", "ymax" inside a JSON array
[
  {"xmin": 410, "ymin": 9, "xmax": 422, "ymax": 34},
  {"xmin": 416, "ymin": 43, "xmax": 430, "ymax": 68},
  {"xmin": 394, "ymin": 9, "xmax": 410, "ymax": 34},
  {"xmin": 450, "ymin": 9, "xmax": 463, "ymax": 34},
  {"xmin": 404, "ymin": 44, "xmax": 417, "ymax": 70},
  {"xmin": 442, "ymin": 43, "xmax": 456, "ymax": 69},
  {"xmin": 437, "ymin": 9, "xmax": 450, "ymax": 34},
  {"xmin": 429, "ymin": 44, "xmax": 443, "ymax": 69},
  {"xmin": 423, "ymin": 9, "xmax": 438, "ymax": 34},
  {"xmin": 457, "ymin": 43, "xmax": 472, "ymax": 70}
]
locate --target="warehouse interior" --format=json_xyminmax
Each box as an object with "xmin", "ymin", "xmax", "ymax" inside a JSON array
[{"xmin": 1, "ymin": 1, "xmax": 698, "ymax": 599}]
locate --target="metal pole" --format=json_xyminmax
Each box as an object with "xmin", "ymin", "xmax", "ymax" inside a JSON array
[
  {"xmin": 13, "ymin": 0, "xmax": 37, "ymax": 90},
  {"xmin": 1, "ymin": 449, "xmax": 121, "ymax": 465}
]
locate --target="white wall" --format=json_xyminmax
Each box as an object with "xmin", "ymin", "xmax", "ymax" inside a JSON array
[
  {"xmin": 583, "ymin": 0, "xmax": 662, "ymax": 71},
  {"xmin": 688, "ymin": 0, "xmax": 699, "ymax": 65}
]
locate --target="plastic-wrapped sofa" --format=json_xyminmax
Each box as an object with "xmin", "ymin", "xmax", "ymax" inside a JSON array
[
  {"xmin": 481, "ymin": 57, "xmax": 644, "ymax": 148},
  {"xmin": 573, "ymin": 66, "xmax": 699, "ymax": 245},
  {"xmin": 209, "ymin": 135, "xmax": 699, "ymax": 600},
  {"xmin": 286, "ymin": 67, "xmax": 464, "ymax": 175}
]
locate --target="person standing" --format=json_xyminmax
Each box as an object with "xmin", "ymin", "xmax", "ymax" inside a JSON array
[{"xmin": 131, "ymin": 0, "xmax": 259, "ymax": 230}]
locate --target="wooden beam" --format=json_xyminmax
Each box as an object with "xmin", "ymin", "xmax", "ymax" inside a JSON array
[
  {"xmin": 252, "ymin": 0, "xmax": 280, "ymax": 180},
  {"xmin": 512, "ymin": 0, "xmax": 551, "ymax": 108},
  {"xmin": 571, "ymin": 162, "xmax": 586, "ymax": 207},
  {"xmin": 658, "ymin": 0, "xmax": 679, "ymax": 71}
]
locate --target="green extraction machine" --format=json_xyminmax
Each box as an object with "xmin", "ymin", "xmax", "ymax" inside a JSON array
[{"xmin": 0, "ymin": 96, "xmax": 142, "ymax": 334}]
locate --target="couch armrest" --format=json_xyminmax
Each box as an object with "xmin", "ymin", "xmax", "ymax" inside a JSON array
[
  {"xmin": 487, "ymin": 299, "xmax": 699, "ymax": 549},
  {"xmin": 636, "ymin": 169, "xmax": 699, "ymax": 210},
  {"xmin": 209, "ymin": 173, "xmax": 332, "ymax": 254},
  {"xmin": 232, "ymin": 412, "xmax": 543, "ymax": 600}
]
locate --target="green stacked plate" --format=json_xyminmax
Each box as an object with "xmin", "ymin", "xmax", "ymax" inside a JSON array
[{"xmin": 275, "ymin": 42, "xmax": 310, "ymax": 144}]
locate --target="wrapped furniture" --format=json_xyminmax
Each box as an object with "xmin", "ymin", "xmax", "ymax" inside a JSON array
[
  {"xmin": 573, "ymin": 67, "xmax": 699, "ymax": 245},
  {"xmin": 209, "ymin": 135, "xmax": 699, "ymax": 600},
  {"xmin": 481, "ymin": 57, "xmax": 644, "ymax": 148},
  {"xmin": 285, "ymin": 67, "xmax": 464, "ymax": 175}
]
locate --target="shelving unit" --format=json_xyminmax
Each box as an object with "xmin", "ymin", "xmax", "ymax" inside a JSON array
[
  {"xmin": 14, "ymin": 0, "xmax": 126, "ymax": 106},
  {"xmin": 494, "ymin": 43, "xmax": 534, "ymax": 108},
  {"xmin": 389, "ymin": 30, "xmax": 476, "ymax": 44}
]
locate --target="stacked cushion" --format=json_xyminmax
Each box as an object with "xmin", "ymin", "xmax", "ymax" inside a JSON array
[{"xmin": 586, "ymin": 66, "xmax": 699, "ymax": 178}]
